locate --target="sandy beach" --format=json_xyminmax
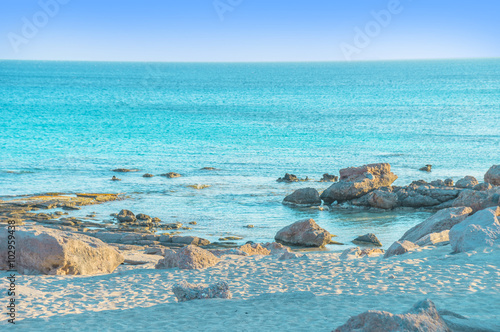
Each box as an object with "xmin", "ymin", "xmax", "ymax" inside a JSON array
[{"xmin": 2, "ymin": 242, "xmax": 499, "ymax": 331}]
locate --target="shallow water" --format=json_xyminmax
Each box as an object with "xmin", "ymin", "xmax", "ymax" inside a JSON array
[{"xmin": 1, "ymin": 59, "xmax": 499, "ymax": 249}]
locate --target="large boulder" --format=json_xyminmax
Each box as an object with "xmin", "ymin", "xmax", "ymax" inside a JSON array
[
  {"xmin": 172, "ymin": 281, "xmax": 231, "ymax": 302},
  {"xmin": 282, "ymin": 188, "xmax": 321, "ymax": 206},
  {"xmin": 384, "ymin": 240, "xmax": 419, "ymax": 258},
  {"xmin": 275, "ymin": 219, "xmax": 332, "ymax": 247},
  {"xmin": 399, "ymin": 207, "xmax": 473, "ymax": 243},
  {"xmin": 0, "ymin": 226, "xmax": 124, "ymax": 275},
  {"xmin": 452, "ymin": 187, "xmax": 500, "ymax": 213},
  {"xmin": 455, "ymin": 176, "xmax": 479, "ymax": 189},
  {"xmin": 449, "ymin": 207, "xmax": 500, "ymax": 253},
  {"xmin": 485, "ymin": 165, "xmax": 500, "ymax": 186},
  {"xmin": 415, "ymin": 230, "xmax": 450, "ymax": 247},
  {"xmin": 367, "ymin": 189, "xmax": 398, "ymax": 209},
  {"xmin": 320, "ymin": 163, "xmax": 397, "ymax": 204},
  {"xmin": 334, "ymin": 299, "xmax": 451, "ymax": 332},
  {"xmin": 155, "ymin": 245, "xmax": 220, "ymax": 270},
  {"xmin": 117, "ymin": 209, "xmax": 136, "ymax": 223}
]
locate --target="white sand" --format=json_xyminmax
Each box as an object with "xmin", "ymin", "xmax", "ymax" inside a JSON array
[{"xmin": 1, "ymin": 245, "xmax": 499, "ymax": 331}]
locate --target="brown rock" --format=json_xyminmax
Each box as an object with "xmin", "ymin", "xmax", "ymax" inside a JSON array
[
  {"xmin": 484, "ymin": 165, "xmax": 500, "ymax": 186},
  {"xmin": 275, "ymin": 218, "xmax": 332, "ymax": 247},
  {"xmin": 384, "ymin": 240, "xmax": 419, "ymax": 258},
  {"xmin": 155, "ymin": 245, "xmax": 220, "ymax": 270},
  {"xmin": 239, "ymin": 243, "xmax": 270, "ymax": 256}
]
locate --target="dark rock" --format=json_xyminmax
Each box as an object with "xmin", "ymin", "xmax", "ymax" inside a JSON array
[
  {"xmin": 473, "ymin": 182, "xmax": 493, "ymax": 191},
  {"xmin": 455, "ymin": 176, "xmax": 479, "ymax": 189},
  {"xmin": 111, "ymin": 176, "xmax": 121, "ymax": 181},
  {"xmin": 277, "ymin": 173, "xmax": 299, "ymax": 182},
  {"xmin": 484, "ymin": 165, "xmax": 500, "ymax": 186},
  {"xmin": 320, "ymin": 173, "xmax": 338, "ymax": 182},
  {"xmin": 112, "ymin": 168, "xmax": 139, "ymax": 172},
  {"xmin": 142, "ymin": 173, "xmax": 154, "ymax": 178},
  {"xmin": 419, "ymin": 164, "xmax": 432, "ymax": 172},
  {"xmin": 160, "ymin": 172, "xmax": 181, "ymax": 178},
  {"xmin": 116, "ymin": 209, "xmax": 136, "ymax": 223},
  {"xmin": 282, "ymin": 188, "xmax": 321, "ymax": 206},
  {"xmin": 352, "ymin": 233, "xmax": 382, "ymax": 246},
  {"xmin": 275, "ymin": 218, "xmax": 332, "ymax": 247},
  {"xmin": 444, "ymin": 178, "xmax": 454, "ymax": 186}
]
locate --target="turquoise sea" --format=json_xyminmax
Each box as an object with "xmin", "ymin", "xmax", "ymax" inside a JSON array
[{"xmin": 1, "ymin": 59, "xmax": 499, "ymax": 249}]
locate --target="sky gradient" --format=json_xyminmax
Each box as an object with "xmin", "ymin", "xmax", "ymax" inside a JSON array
[{"xmin": 1, "ymin": 0, "xmax": 499, "ymax": 62}]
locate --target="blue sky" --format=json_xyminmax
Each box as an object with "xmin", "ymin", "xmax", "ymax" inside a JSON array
[{"xmin": 1, "ymin": 0, "xmax": 499, "ymax": 62}]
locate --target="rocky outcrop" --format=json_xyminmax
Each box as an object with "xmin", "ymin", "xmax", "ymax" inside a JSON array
[
  {"xmin": 485, "ymin": 165, "xmax": 500, "ymax": 186},
  {"xmin": 239, "ymin": 243, "xmax": 270, "ymax": 255},
  {"xmin": 172, "ymin": 281, "xmax": 231, "ymax": 302},
  {"xmin": 320, "ymin": 173, "xmax": 338, "ymax": 182},
  {"xmin": 275, "ymin": 219, "xmax": 332, "ymax": 247},
  {"xmin": 473, "ymin": 182, "xmax": 493, "ymax": 191},
  {"xmin": 321, "ymin": 163, "xmax": 398, "ymax": 204},
  {"xmin": 399, "ymin": 207, "xmax": 472, "ymax": 243},
  {"xmin": 117, "ymin": 209, "xmax": 136, "ymax": 223},
  {"xmin": 334, "ymin": 299, "xmax": 451, "ymax": 332},
  {"xmin": 282, "ymin": 188, "xmax": 321, "ymax": 206},
  {"xmin": 452, "ymin": 187, "xmax": 500, "ymax": 213},
  {"xmin": 384, "ymin": 240, "xmax": 418, "ymax": 258},
  {"xmin": 449, "ymin": 207, "xmax": 500, "ymax": 253},
  {"xmin": 277, "ymin": 173, "xmax": 299, "ymax": 182},
  {"xmin": 415, "ymin": 230, "xmax": 450, "ymax": 247},
  {"xmin": 366, "ymin": 189, "xmax": 398, "ymax": 209},
  {"xmin": 395, "ymin": 183, "xmax": 461, "ymax": 208},
  {"xmin": 155, "ymin": 245, "xmax": 220, "ymax": 270},
  {"xmin": 0, "ymin": 226, "xmax": 124, "ymax": 275},
  {"xmin": 455, "ymin": 176, "xmax": 479, "ymax": 189},
  {"xmin": 161, "ymin": 172, "xmax": 181, "ymax": 178},
  {"xmin": 142, "ymin": 173, "xmax": 154, "ymax": 178},
  {"xmin": 352, "ymin": 233, "xmax": 382, "ymax": 246},
  {"xmin": 112, "ymin": 168, "xmax": 139, "ymax": 172}
]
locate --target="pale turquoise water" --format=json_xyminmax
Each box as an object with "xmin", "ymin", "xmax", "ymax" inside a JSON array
[{"xmin": 1, "ymin": 59, "xmax": 499, "ymax": 249}]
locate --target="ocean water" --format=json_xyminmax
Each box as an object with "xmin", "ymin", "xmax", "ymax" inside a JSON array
[{"xmin": 1, "ymin": 59, "xmax": 499, "ymax": 249}]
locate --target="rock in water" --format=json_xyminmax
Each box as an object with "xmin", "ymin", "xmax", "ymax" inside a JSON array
[
  {"xmin": 111, "ymin": 176, "xmax": 121, "ymax": 181},
  {"xmin": 155, "ymin": 245, "xmax": 220, "ymax": 270},
  {"xmin": 449, "ymin": 207, "xmax": 500, "ymax": 253},
  {"xmin": 275, "ymin": 218, "xmax": 332, "ymax": 247},
  {"xmin": 282, "ymin": 188, "xmax": 321, "ymax": 206},
  {"xmin": 485, "ymin": 165, "xmax": 500, "ymax": 186},
  {"xmin": 444, "ymin": 178, "xmax": 454, "ymax": 186},
  {"xmin": 0, "ymin": 226, "xmax": 124, "ymax": 275},
  {"xmin": 117, "ymin": 209, "xmax": 136, "ymax": 222},
  {"xmin": 455, "ymin": 176, "xmax": 479, "ymax": 189},
  {"xmin": 160, "ymin": 172, "xmax": 181, "ymax": 178},
  {"xmin": 172, "ymin": 280, "xmax": 231, "ymax": 302},
  {"xmin": 367, "ymin": 189, "xmax": 398, "ymax": 209},
  {"xmin": 399, "ymin": 207, "xmax": 472, "ymax": 243},
  {"xmin": 352, "ymin": 233, "xmax": 382, "ymax": 246},
  {"xmin": 142, "ymin": 173, "xmax": 154, "ymax": 178},
  {"xmin": 420, "ymin": 164, "xmax": 432, "ymax": 172},
  {"xmin": 320, "ymin": 173, "xmax": 338, "ymax": 182},
  {"xmin": 112, "ymin": 168, "xmax": 139, "ymax": 172},
  {"xmin": 277, "ymin": 173, "xmax": 299, "ymax": 182},
  {"xmin": 320, "ymin": 163, "xmax": 398, "ymax": 204},
  {"xmin": 384, "ymin": 240, "xmax": 419, "ymax": 258},
  {"xmin": 333, "ymin": 299, "xmax": 451, "ymax": 332}
]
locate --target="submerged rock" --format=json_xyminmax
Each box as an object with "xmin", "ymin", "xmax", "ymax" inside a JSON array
[
  {"xmin": 111, "ymin": 176, "xmax": 121, "ymax": 181},
  {"xmin": 320, "ymin": 163, "xmax": 398, "ymax": 204},
  {"xmin": 449, "ymin": 207, "xmax": 500, "ymax": 253},
  {"xmin": 455, "ymin": 176, "xmax": 479, "ymax": 189},
  {"xmin": 172, "ymin": 280, "xmax": 231, "ymax": 302},
  {"xmin": 155, "ymin": 245, "xmax": 220, "ymax": 270},
  {"xmin": 112, "ymin": 168, "xmax": 139, "ymax": 172},
  {"xmin": 0, "ymin": 226, "xmax": 124, "ymax": 275},
  {"xmin": 161, "ymin": 172, "xmax": 181, "ymax": 178},
  {"xmin": 352, "ymin": 233, "xmax": 382, "ymax": 246},
  {"xmin": 275, "ymin": 218, "xmax": 332, "ymax": 247},
  {"xmin": 484, "ymin": 165, "xmax": 500, "ymax": 186},
  {"xmin": 399, "ymin": 207, "xmax": 472, "ymax": 243},
  {"xmin": 334, "ymin": 299, "xmax": 451, "ymax": 332},
  {"xmin": 142, "ymin": 173, "xmax": 154, "ymax": 178},
  {"xmin": 282, "ymin": 188, "xmax": 321, "ymax": 206}
]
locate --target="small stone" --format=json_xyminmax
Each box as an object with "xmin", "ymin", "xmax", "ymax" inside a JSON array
[
  {"xmin": 419, "ymin": 165, "xmax": 432, "ymax": 172},
  {"xmin": 111, "ymin": 176, "xmax": 121, "ymax": 181},
  {"xmin": 352, "ymin": 233, "xmax": 382, "ymax": 246},
  {"xmin": 188, "ymin": 221, "xmax": 197, "ymax": 225},
  {"xmin": 160, "ymin": 172, "xmax": 181, "ymax": 178}
]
